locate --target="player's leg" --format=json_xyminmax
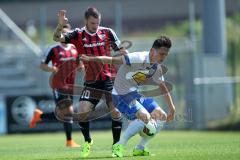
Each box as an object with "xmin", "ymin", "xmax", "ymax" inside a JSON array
[
  {"xmin": 78, "ymin": 85, "xmax": 102, "ymax": 158},
  {"xmin": 116, "ymin": 102, "xmax": 153, "ymax": 145},
  {"xmin": 112, "ymin": 94, "xmax": 154, "ymax": 157},
  {"xmin": 133, "ymin": 98, "xmax": 167, "ymax": 156},
  {"xmin": 104, "ymin": 79, "xmax": 122, "ymax": 145},
  {"xmin": 29, "ymin": 108, "xmax": 43, "ymax": 128},
  {"xmin": 107, "ymin": 101, "xmax": 123, "ymax": 157},
  {"xmin": 78, "ymin": 101, "xmax": 93, "ymax": 143},
  {"xmin": 112, "ymin": 109, "xmax": 152, "ymax": 157},
  {"xmin": 63, "ymin": 96, "xmax": 80, "ymax": 148},
  {"xmin": 78, "ymin": 101, "xmax": 94, "ymax": 158},
  {"xmin": 64, "ymin": 122, "xmax": 80, "ymax": 148},
  {"xmin": 29, "ymin": 90, "xmax": 65, "ymax": 128},
  {"xmin": 51, "ymin": 90, "xmax": 80, "ymax": 147}
]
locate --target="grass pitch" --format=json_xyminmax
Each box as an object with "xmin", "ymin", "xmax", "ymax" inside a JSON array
[{"xmin": 0, "ymin": 131, "xmax": 239, "ymax": 160}]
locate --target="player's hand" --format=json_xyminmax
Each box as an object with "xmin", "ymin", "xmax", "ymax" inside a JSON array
[
  {"xmin": 119, "ymin": 47, "xmax": 128, "ymax": 55},
  {"xmin": 79, "ymin": 55, "xmax": 90, "ymax": 62},
  {"xmin": 167, "ymin": 105, "xmax": 175, "ymax": 122},
  {"xmin": 58, "ymin": 10, "xmax": 68, "ymax": 26},
  {"xmin": 52, "ymin": 66, "xmax": 59, "ymax": 73},
  {"xmin": 77, "ymin": 63, "xmax": 85, "ymax": 71}
]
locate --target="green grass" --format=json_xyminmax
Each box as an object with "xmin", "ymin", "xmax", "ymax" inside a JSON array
[{"xmin": 0, "ymin": 131, "xmax": 239, "ymax": 160}]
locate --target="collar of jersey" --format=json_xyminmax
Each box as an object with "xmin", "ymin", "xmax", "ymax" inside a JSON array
[
  {"xmin": 59, "ymin": 44, "xmax": 72, "ymax": 50},
  {"xmin": 83, "ymin": 26, "xmax": 99, "ymax": 36}
]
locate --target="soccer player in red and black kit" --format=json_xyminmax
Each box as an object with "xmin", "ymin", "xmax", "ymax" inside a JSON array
[
  {"xmin": 53, "ymin": 7, "xmax": 125, "ymax": 157},
  {"xmin": 29, "ymin": 24, "xmax": 82, "ymax": 148}
]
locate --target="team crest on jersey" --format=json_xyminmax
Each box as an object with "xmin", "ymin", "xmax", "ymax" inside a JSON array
[
  {"xmin": 59, "ymin": 52, "xmax": 64, "ymax": 56},
  {"xmin": 98, "ymin": 34, "xmax": 105, "ymax": 40},
  {"xmin": 71, "ymin": 49, "xmax": 77, "ymax": 55},
  {"xmin": 146, "ymin": 63, "xmax": 158, "ymax": 78}
]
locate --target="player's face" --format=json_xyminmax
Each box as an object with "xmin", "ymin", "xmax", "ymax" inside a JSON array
[
  {"xmin": 61, "ymin": 28, "xmax": 70, "ymax": 45},
  {"xmin": 85, "ymin": 16, "xmax": 100, "ymax": 33},
  {"xmin": 62, "ymin": 28, "xmax": 70, "ymax": 34},
  {"xmin": 150, "ymin": 47, "xmax": 169, "ymax": 63}
]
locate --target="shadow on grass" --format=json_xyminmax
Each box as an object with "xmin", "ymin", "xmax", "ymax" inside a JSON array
[{"xmin": 37, "ymin": 155, "xmax": 134, "ymax": 160}]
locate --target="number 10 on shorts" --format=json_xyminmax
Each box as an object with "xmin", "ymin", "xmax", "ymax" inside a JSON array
[{"xmin": 81, "ymin": 90, "xmax": 90, "ymax": 99}]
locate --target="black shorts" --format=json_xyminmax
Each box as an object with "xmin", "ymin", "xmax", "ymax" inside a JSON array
[
  {"xmin": 79, "ymin": 78, "xmax": 113, "ymax": 106},
  {"xmin": 53, "ymin": 89, "xmax": 73, "ymax": 107}
]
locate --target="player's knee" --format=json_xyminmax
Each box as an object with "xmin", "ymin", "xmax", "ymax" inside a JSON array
[
  {"xmin": 55, "ymin": 107, "xmax": 66, "ymax": 121},
  {"xmin": 76, "ymin": 112, "xmax": 90, "ymax": 122},
  {"xmin": 141, "ymin": 116, "xmax": 149, "ymax": 124},
  {"xmin": 110, "ymin": 107, "xmax": 121, "ymax": 119},
  {"xmin": 161, "ymin": 111, "xmax": 167, "ymax": 121},
  {"xmin": 151, "ymin": 108, "xmax": 167, "ymax": 121},
  {"xmin": 137, "ymin": 109, "xmax": 151, "ymax": 124},
  {"xmin": 78, "ymin": 101, "xmax": 93, "ymax": 113}
]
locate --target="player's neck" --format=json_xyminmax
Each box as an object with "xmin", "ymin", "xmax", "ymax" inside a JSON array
[
  {"xmin": 85, "ymin": 26, "xmax": 98, "ymax": 35},
  {"xmin": 60, "ymin": 43, "xmax": 68, "ymax": 48}
]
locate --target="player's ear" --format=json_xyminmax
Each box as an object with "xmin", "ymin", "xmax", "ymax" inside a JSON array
[
  {"xmin": 149, "ymin": 48, "xmax": 155, "ymax": 59},
  {"xmin": 150, "ymin": 48, "xmax": 154, "ymax": 54},
  {"xmin": 84, "ymin": 18, "xmax": 87, "ymax": 25}
]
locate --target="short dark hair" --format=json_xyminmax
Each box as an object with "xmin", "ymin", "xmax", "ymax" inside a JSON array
[
  {"xmin": 63, "ymin": 23, "xmax": 71, "ymax": 30},
  {"xmin": 152, "ymin": 36, "xmax": 172, "ymax": 49},
  {"xmin": 85, "ymin": 7, "xmax": 101, "ymax": 19}
]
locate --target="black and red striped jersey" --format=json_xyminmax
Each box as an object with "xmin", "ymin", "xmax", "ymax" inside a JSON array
[
  {"xmin": 42, "ymin": 44, "xmax": 79, "ymax": 90},
  {"xmin": 64, "ymin": 26, "xmax": 121, "ymax": 82}
]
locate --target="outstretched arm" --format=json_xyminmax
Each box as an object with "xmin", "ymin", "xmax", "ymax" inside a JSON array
[
  {"xmin": 53, "ymin": 10, "xmax": 68, "ymax": 42},
  {"xmin": 80, "ymin": 55, "xmax": 124, "ymax": 65},
  {"xmin": 159, "ymin": 83, "xmax": 175, "ymax": 122}
]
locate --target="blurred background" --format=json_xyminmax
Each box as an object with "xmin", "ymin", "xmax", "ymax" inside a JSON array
[{"xmin": 0, "ymin": 0, "xmax": 240, "ymax": 135}]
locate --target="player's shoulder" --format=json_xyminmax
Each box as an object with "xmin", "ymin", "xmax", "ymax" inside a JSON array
[
  {"xmin": 77, "ymin": 27, "xmax": 85, "ymax": 32},
  {"xmin": 68, "ymin": 43, "xmax": 75, "ymax": 47},
  {"xmin": 128, "ymin": 51, "xmax": 148, "ymax": 59},
  {"xmin": 68, "ymin": 43, "xmax": 77, "ymax": 49},
  {"xmin": 98, "ymin": 26, "xmax": 115, "ymax": 33},
  {"xmin": 47, "ymin": 44, "xmax": 60, "ymax": 50},
  {"xmin": 43, "ymin": 44, "xmax": 59, "ymax": 56},
  {"xmin": 124, "ymin": 51, "xmax": 148, "ymax": 64},
  {"xmin": 69, "ymin": 27, "xmax": 84, "ymax": 34}
]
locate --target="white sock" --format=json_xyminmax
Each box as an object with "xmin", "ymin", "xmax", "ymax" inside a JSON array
[
  {"xmin": 136, "ymin": 120, "xmax": 166, "ymax": 149},
  {"xmin": 117, "ymin": 119, "xmax": 145, "ymax": 145}
]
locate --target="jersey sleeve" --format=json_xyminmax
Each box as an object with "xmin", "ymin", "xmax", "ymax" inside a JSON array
[
  {"xmin": 64, "ymin": 28, "xmax": 79, "ymax": 44},
  {"xmin": 122, "ymin": 52, "xmax": 143, "ymax": 66},
  {"xmin": 41, "ymin": 47, "xmax": 54, "ymax": 64},
  {"xmin": 108, "ymin": 28, "xmax": 121, "ymax": 51}
]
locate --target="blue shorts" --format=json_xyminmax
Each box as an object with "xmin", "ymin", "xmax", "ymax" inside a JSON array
[{"xmin": 112, "ymin": 91, "xmax": 159, "ymax": 120}]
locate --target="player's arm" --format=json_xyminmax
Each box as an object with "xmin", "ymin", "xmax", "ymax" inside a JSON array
[
  {"xmin": 77, "ymin": 60, "xmax": 85, "ymax": 71},
  {"xmin": 40, "ymin": 63, "xmax": 59, "ymax": 73},
  {"xmin": 80, "ymin": 55, "xmax": 124, "ymax": 65},
  {"xmin": 53, "ymin": 25, "xmax": 66, "ymax": 42},
  {"xmin": 40, "ymin": 48, "xmax": 59, "ymax": 73},
  {"xmin": 108, "ymin": 28, "xmax": 128, "ymax": 55},
  {"xmin": 159, "ymin": 82, "xmax": 175, "ymax": 122},
  {"xmin": 53, "ymin": 10, "xmax": 68, "ymax": 42}
]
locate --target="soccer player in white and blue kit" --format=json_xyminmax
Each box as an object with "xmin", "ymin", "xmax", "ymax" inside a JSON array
[{"xmin": 80, "ymin": 36, "xmax": 175, "ymax": 157}]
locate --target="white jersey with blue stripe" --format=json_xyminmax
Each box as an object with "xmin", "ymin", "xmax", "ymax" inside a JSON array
[{"xmin": 112, "ymin": 51, "xmax": 164, "ymax": 95}]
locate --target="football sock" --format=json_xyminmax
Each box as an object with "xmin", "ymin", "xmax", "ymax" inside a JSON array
[
  {"xmin": 40, "ymin": 112, "xmax": 56, "ymax": 120},
  {"xmin": 117, "ymin": 119, "xmax": 145, "ymax": 145},
  {"xmin": 112, "ymin": 117, "xmax": 122, "ymax": 145},
  {"xmin": 136, "ymin": 120, "xmax": 166, "ymax": 149},
  {"xmin": 79, "ymin": 121, "xmax": 92, "ymax": 143},
  {"xmin": 64, "ymin": 122, "xmax": 72, "ymax": 141}
]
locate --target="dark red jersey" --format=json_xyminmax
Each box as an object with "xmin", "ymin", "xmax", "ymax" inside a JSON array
[
  {"xmin": 42, "ymin": 44, "xmax": 79, "ymax": 91},
  {"xmin": 65, "ymin": 26, "xmax": 121, "ymax": 82}
]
